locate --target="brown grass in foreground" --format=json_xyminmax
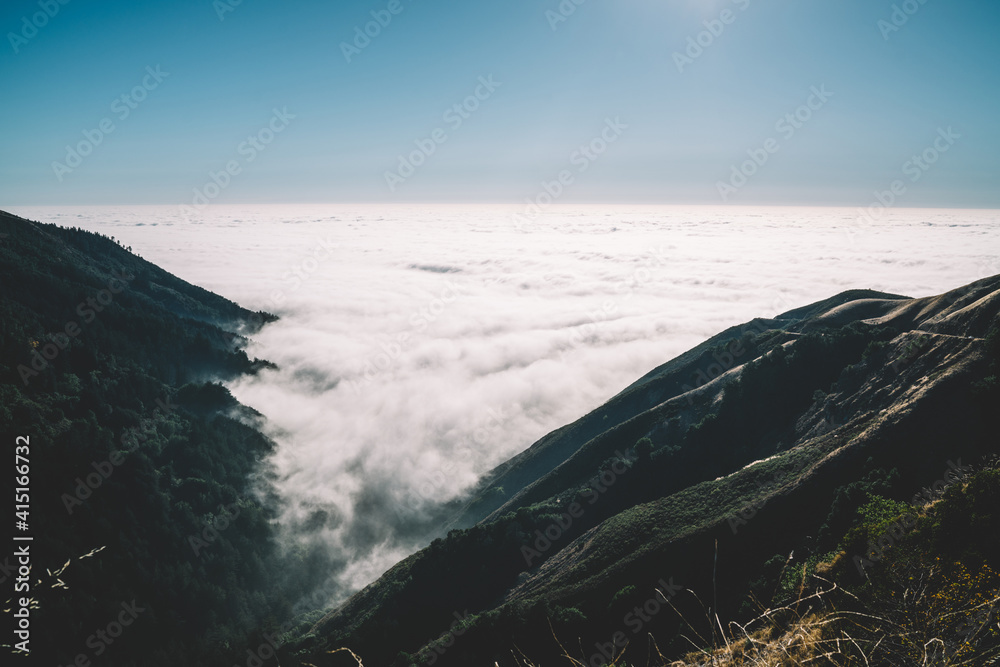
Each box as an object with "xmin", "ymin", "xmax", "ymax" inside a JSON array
[
  {"xmin": 516, "ymin": 562, "xmax": 1000, "ymax": 667},
  {"xmin": 326, "ymin": 546, "xmax": 1000, "ymax": 667},
  {"xmin": 330, "ymin": 576, "xmax": 999, "ymax": 667}
]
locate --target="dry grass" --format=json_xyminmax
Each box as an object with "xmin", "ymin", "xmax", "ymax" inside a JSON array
[
  {"xmin": 524, "ymin": 562, "xmax": 1000, "ymax": 667},
  {"xmin": 656, "ymin": 569, "xmax": 1000, "ymax": 667},
  {"xmin": 329, "ymin": 579, "xmax": 998, "ymax": 667}
]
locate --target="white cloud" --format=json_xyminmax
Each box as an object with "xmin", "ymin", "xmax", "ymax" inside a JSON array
[{"xmin": 14, "ymin": 203, "xmax": 999, "ymax": 603}]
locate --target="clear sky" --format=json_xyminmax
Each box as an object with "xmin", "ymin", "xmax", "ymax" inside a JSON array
[{"xmin": 1, "ymin": 0, "xmax": 998, "ymax": 207}]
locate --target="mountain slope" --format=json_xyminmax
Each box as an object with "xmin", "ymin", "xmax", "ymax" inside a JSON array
[
  {"xmin": 0, "ymin": 211, "xmax": 317, "ymax": 666},
  {"xmin": 292, "ymin": 275, "xmax": 1000, "ymax": 667}
]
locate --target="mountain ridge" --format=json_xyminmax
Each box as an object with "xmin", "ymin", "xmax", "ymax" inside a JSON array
[{"xmin": 295, "ymin": 273, "xmax": 1000, "ymax": 667}]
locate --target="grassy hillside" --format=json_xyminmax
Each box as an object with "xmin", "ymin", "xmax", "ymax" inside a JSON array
[{"xmin": 292, "ymin": 276, "xmax": 1000, "ymax": 667}]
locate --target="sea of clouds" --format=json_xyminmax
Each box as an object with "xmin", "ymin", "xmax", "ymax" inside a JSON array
[{"xmin": 12, "ymin": 203, "xmax": 1000, "ymax": 606}]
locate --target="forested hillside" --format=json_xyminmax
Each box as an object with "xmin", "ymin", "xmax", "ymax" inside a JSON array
[{"xmin": 0, "ymin": 211, "xmax": 321, "ymax": 666}]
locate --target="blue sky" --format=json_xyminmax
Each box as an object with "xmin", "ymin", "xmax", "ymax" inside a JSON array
[{"xmin": 1, "ymin": 0, "xmax": 998, "ymax": 206}]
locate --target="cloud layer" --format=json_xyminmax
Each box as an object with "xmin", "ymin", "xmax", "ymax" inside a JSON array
[{"xmin": 15, "ymin": 203, "xmax": 999, "ymax": 605}]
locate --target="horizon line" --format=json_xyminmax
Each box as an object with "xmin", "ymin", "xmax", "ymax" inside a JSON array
[{"xmin": 6, "ymin": 202, "xmax": 1000, "ymax": 212}]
